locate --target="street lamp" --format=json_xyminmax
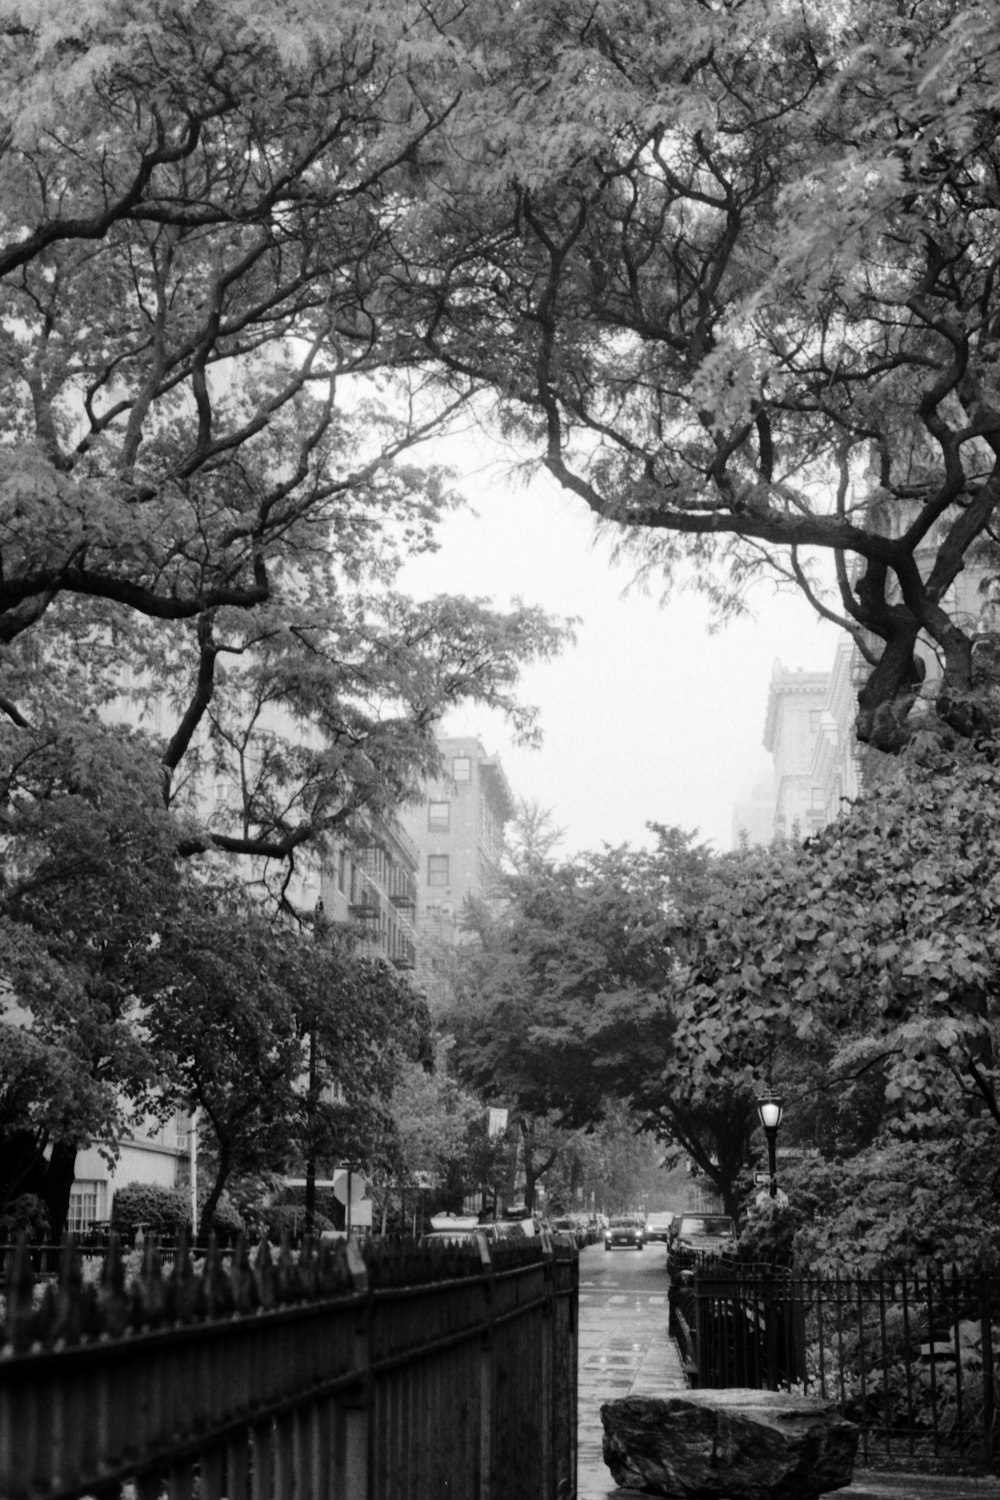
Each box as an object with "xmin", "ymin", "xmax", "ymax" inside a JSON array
[{"xmin": 756, "ymin": 1091, "xmax": 784, "ymax": 1200}]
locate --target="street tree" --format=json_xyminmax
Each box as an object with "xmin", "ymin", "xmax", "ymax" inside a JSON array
[
  {"xmin": 446, "ymin": 823, "xmax": 888, "ymax": 1221},
  {"xmin": 144, "ymin": 889, "xmax": 431, "ymax": 1239},
  {"xmin": 444, "ymin": 829, "xmax": 780, "ymax": 1218},
  {"xmin": 408, "ymin": 0, "xmax": 1000, "ymax": 752},
  {"xmin": 0, "ymin": 1, "xmax": 567, "ymax": 1222},
  {"xmin": 0, "ymin": 0, "xmax": 568, "ymax": 899},
  {"xmin": 0, "ymin": 719, "xmax": 188, "ymax": 1234}
]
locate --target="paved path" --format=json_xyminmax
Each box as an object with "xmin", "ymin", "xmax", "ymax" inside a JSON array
[
  {"xmin": 576, "ymin": 1240, "xmax": 685, "ymax": 1500},
  {"xmin": 574, "ymin": 1241, "xmax": 1000, "ymax": 1500}
]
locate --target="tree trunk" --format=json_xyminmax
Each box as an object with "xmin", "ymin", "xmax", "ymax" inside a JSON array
[
  {"xmin": 197, "ymin": 1141, "xmax": 231, "ymax": 1242},
  {"xmin": 43, "ymin": 1141, "xmax": 78, "ymax": 1242}
]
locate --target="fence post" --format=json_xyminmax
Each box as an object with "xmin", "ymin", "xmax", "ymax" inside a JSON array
[
  {"xmin": 981, "ymin": 1269, "xmax": 996, "ymax": 1472},
  {"xmin": 540, "ymin": 1233, "xmax": 555, "ymax": 1500},
  {"xmin": 338, "ymin": 1237, "xmax": 372, "ymax": 1500},
  {"xmin": 479, "ymin": 1236, "xmax": 495, "ymax": 1500}
]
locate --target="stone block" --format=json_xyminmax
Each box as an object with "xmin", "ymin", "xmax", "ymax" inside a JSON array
[{"xmin": 601, "ymin": 1387, "xmax": 859, "ymax": 1500}]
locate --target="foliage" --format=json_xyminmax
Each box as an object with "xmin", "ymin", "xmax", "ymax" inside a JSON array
[
  {"xmin": 0, "ymin": 0, "xmax": 568, "ymax": 1238},
  {"xmin": 0, "ymin": 720, "xmax": 192, "ymax": 1235},
  {"xmin": 403, "ymin": 0, "xmax": 1000, "ymax": 752},
  {"xmin": 142, "ymin": 888, "xmax": 432, "ymax": 1238},
  {"xmin": 445, "ymin": 824, "xmax": 789, "ymax": 1218},
  {"xmin": 381, "ymin": 1044, "xmax": 484, "ymax": 1194},
  {"xmin": 449, "ymin": 739, "xmax": 1000, "ymax": 1257},
  {"xmin": 0, "ymin": 0, "xmax": 566, "ymax": 893},
  {"xmin": 262, "ymin": 1195, "xmax": 335, "ymax": 1241},
  {"xmin": 110, "ymin": 1182, "xmax": 190, "ymax": 1236},
  {"xmin": 0, "ymin": 1193, "xmax": 49, "ymax": 1241},
  {"xmin": 738, "ymin": 1197, "xmax": 797, "ymax": 1270}
]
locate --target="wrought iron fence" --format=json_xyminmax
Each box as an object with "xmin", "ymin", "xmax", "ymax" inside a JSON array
[
  {"xmin": 0, "ymin": 1229, "xmax": 578, "ymax": 1500},
  {"xmin": 670, "ymin": 1259, "xmax": 1000, "ymax": 1473}
]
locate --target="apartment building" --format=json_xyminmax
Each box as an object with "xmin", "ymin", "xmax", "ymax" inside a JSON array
[
  {"xmin": 399, "ymin": 735, "xmax": 516, "ymax": 949},
  {"xmin": 317, "ymin": 816, "xmax": 420, "ymax": 975},
  {"xmin": 759, "ymin": 639, "xmax": 862, "ymax": 844}
]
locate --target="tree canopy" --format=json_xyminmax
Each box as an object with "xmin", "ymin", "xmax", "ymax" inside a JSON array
[
  {"xmin": 0, "ymin": 0, "xmax": 568, "ymax": 894},
  {"xmin": 0, "ymin": 0, "xmax": 568, "ymax": 1224},
  {"xmin": 401, "ymin": 0, "xmax": 1000, "ymax": 751},
  {"xmin": 447, "ymin": 741, "xmax": 1000, "ymax": 1258}
]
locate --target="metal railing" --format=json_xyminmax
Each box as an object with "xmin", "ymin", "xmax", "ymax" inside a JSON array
[
  {"xmin": 670, "ymin": 1258, "xmax": 1000, "ymax": 1473},
  {"xmin": 0, "ymin": 1230, "xmax": 578, "ymax": 1500}
]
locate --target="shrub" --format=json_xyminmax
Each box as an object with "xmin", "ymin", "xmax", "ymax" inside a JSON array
[
  {"xmin": 264, "ymin": 1202, "xmax": 334, "ymax": 1240},
  {"xmin": 205, "ymin": 1192, "xmax": 245, "ymax": 1237},
  {"xmin": 0, "ymin": 1193, "xmax": 50, "ymax": 1240},
  {"xmin": 111, "ymin": 1182, "xmax": 190, "ymax": 1237}
]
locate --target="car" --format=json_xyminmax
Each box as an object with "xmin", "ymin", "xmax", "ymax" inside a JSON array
[
  {"xmin": 551, "ymin": 1215, "xmax": 585, "ymax": 1248},
  {"xmin": 604, "ymin": 1215, "xmax": 644, "ymax": 1251},
  {"xmin": 643, "ymin": 1211, "xmax": 675, "ymax": 1245},
  {"xmin": 666, "ymin": 1213, "xmax": 738, "ymax": 1278},
  {"xmin": 419, "ymin": 1228, "xmax": 491, "ymax": 1248}
]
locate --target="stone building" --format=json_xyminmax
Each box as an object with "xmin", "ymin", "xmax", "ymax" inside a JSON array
[{"xmin": 398, "ymin": 735, "xmax": 516, "ymax": 994}]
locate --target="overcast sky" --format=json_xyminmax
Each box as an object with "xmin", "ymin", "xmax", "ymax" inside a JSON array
[{"xmin": 399, "ymin": 431, "xmax": 841, "ymax": 858}]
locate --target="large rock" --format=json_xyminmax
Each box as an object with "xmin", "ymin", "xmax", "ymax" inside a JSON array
[{"xmin": 601, "ymin": 1388, "xmax": 859, "ymax": 1500}]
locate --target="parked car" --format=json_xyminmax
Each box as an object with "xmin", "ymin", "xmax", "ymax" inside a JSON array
[
  {"xmin": 643, "ymin": 1211, "xmax": 675, "ymax": 1245},
  {"xmin": 419, "ymin": 1228, "xmax": 492, "ymax": 1248},
  {"xmin": 666, "ymin": 1213, "xmax": 737, "ymax": 1278},
  {"xmin": 604, "ymin": 1215, "xmax": 644, "ymax": 1251},
  {"xmin": 551, "ymin": 1216, "xmax": 585, "ymax": 1248}
]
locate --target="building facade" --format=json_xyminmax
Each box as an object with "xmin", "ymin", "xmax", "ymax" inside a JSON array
[
  {"xmin": 399, "ymin": 735, "xmax": 516, "ymax": 952},
  {"xmin": 317, "ymin": 816, "xmax": 420, "ymax": 976}
]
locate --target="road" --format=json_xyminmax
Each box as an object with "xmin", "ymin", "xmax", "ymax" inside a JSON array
[{"xmin": 576, "ymin": 1237, "xmax": 686, "ymax": 1500}]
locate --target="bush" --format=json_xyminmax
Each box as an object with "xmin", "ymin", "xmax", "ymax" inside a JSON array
[
  {"xmin": 111, "ymin": 1182, "xmax": 190, "ymax": 1237},
  {"xmin": 0, "ymin": 1193, "xmax": 50, "ymax": 1240},
  {"xmin": 206, "ymin": 1192, "xmax": 245, "ymax": 1237},
  {"xmin": 738, "ymin": 1197, "xmax": 797, "ymax": 1267},
  {"xmin": 264, "ymin": 1202, "xmax": 334, "ymax": 1240}
]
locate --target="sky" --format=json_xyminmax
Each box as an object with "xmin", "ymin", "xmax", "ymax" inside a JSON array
[{"xmin": 399, "ymin": 430, "xmax": 842, "ymax": 858}]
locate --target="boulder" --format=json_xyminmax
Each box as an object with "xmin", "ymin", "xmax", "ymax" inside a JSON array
[{"xmin": 601, "ymin": 1388, "xmax": 859, "ymax": 1500}]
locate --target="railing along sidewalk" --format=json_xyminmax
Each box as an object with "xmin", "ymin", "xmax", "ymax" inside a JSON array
[
  {"xmin": 671, "ymin": 1255, "xmax": 1000, "ymax": 1475},
  {"xmin": 0, "ymin": 1228, "xmax": 578, "ymax": 1500}
]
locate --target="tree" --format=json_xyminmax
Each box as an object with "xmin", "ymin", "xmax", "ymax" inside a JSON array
[
  {"xmin": 0, "ymin": 719, "xmax": 188, "ymax": 1236},
  {"xmin": 445, "ymin": 827, "xmax": 783, "ymax": 1218},
  {"xmin": 0, "ymin": 2, "xmax": 569, "ymax": 1222},
  {"xmin": 377, "ymin": 1043, "xmax": 486, "ymax": 1224},
  {"xmin": 0, "ymin": 1, "xmax": 568, "ymax": 896},
  {"xmin": 142, "ymin": 884, "xmax": 431, "ymax": 1239},
  {"xmin": 408, "ymin": 0, "xmax": 1000, "ymax": 752},
  {"xmin": 445, "ymin": 820, "xmax": 898, "ymax": 1221}
]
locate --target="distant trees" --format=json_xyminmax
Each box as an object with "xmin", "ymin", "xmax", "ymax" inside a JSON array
[
  {"xmin": 444, "ymin": 828, "xmax": 779, "ymax": 1219},
  {"xmin": 446, "ymin": 742, "xmax": 1000, "ymax": 1261}
]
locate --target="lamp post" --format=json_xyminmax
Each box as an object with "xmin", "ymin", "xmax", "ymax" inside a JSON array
[{"xmin": 756, "ymin": 1091, "xmax": 784, "ymax": 1200}]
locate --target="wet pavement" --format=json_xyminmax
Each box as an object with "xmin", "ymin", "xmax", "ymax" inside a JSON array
[{"xmin": 574, "ymin": 1241, "xmax": 1000, "ymax": 1500}]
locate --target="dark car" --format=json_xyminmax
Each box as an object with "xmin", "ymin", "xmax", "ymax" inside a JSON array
[
  {"xmin": 604, "ymin": 1215, "xmax": 644, "ymax": 1251},
  {"xmin": 552, "ymin": 1215, "xmax": 585, "ymax": 1247},
  {"xmin": 666, "ymin": 1213, "xmax": 737, "ymax": 1277},
  {"xmin": 643, "ymin": 1211, "xmax": 675, "ymax": 1244}
]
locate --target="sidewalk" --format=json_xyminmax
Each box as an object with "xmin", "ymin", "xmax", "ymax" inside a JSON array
[{"xmin": 576, "ymin": 1266, "xmax": 1000, "ymax": 1500}]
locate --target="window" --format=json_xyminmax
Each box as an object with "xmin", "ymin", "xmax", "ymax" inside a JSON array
[
  {"xmin": 428, "ymin": 854, "xmax": 450, "ymax": 887},
  {"xmin": 338, "ymin": 849, "xmax": 347, "ymax": 894},
  {"xmin": 452, "ymin": 755, "xmax": 471, "ymax": 783},
  {"xmin": 428, "ymin": 800, "xmax": 450, "ymax": 831},
  {"xmin": 68, "ymin": 1181, "xmax": 101, "ymax": 1233}
]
